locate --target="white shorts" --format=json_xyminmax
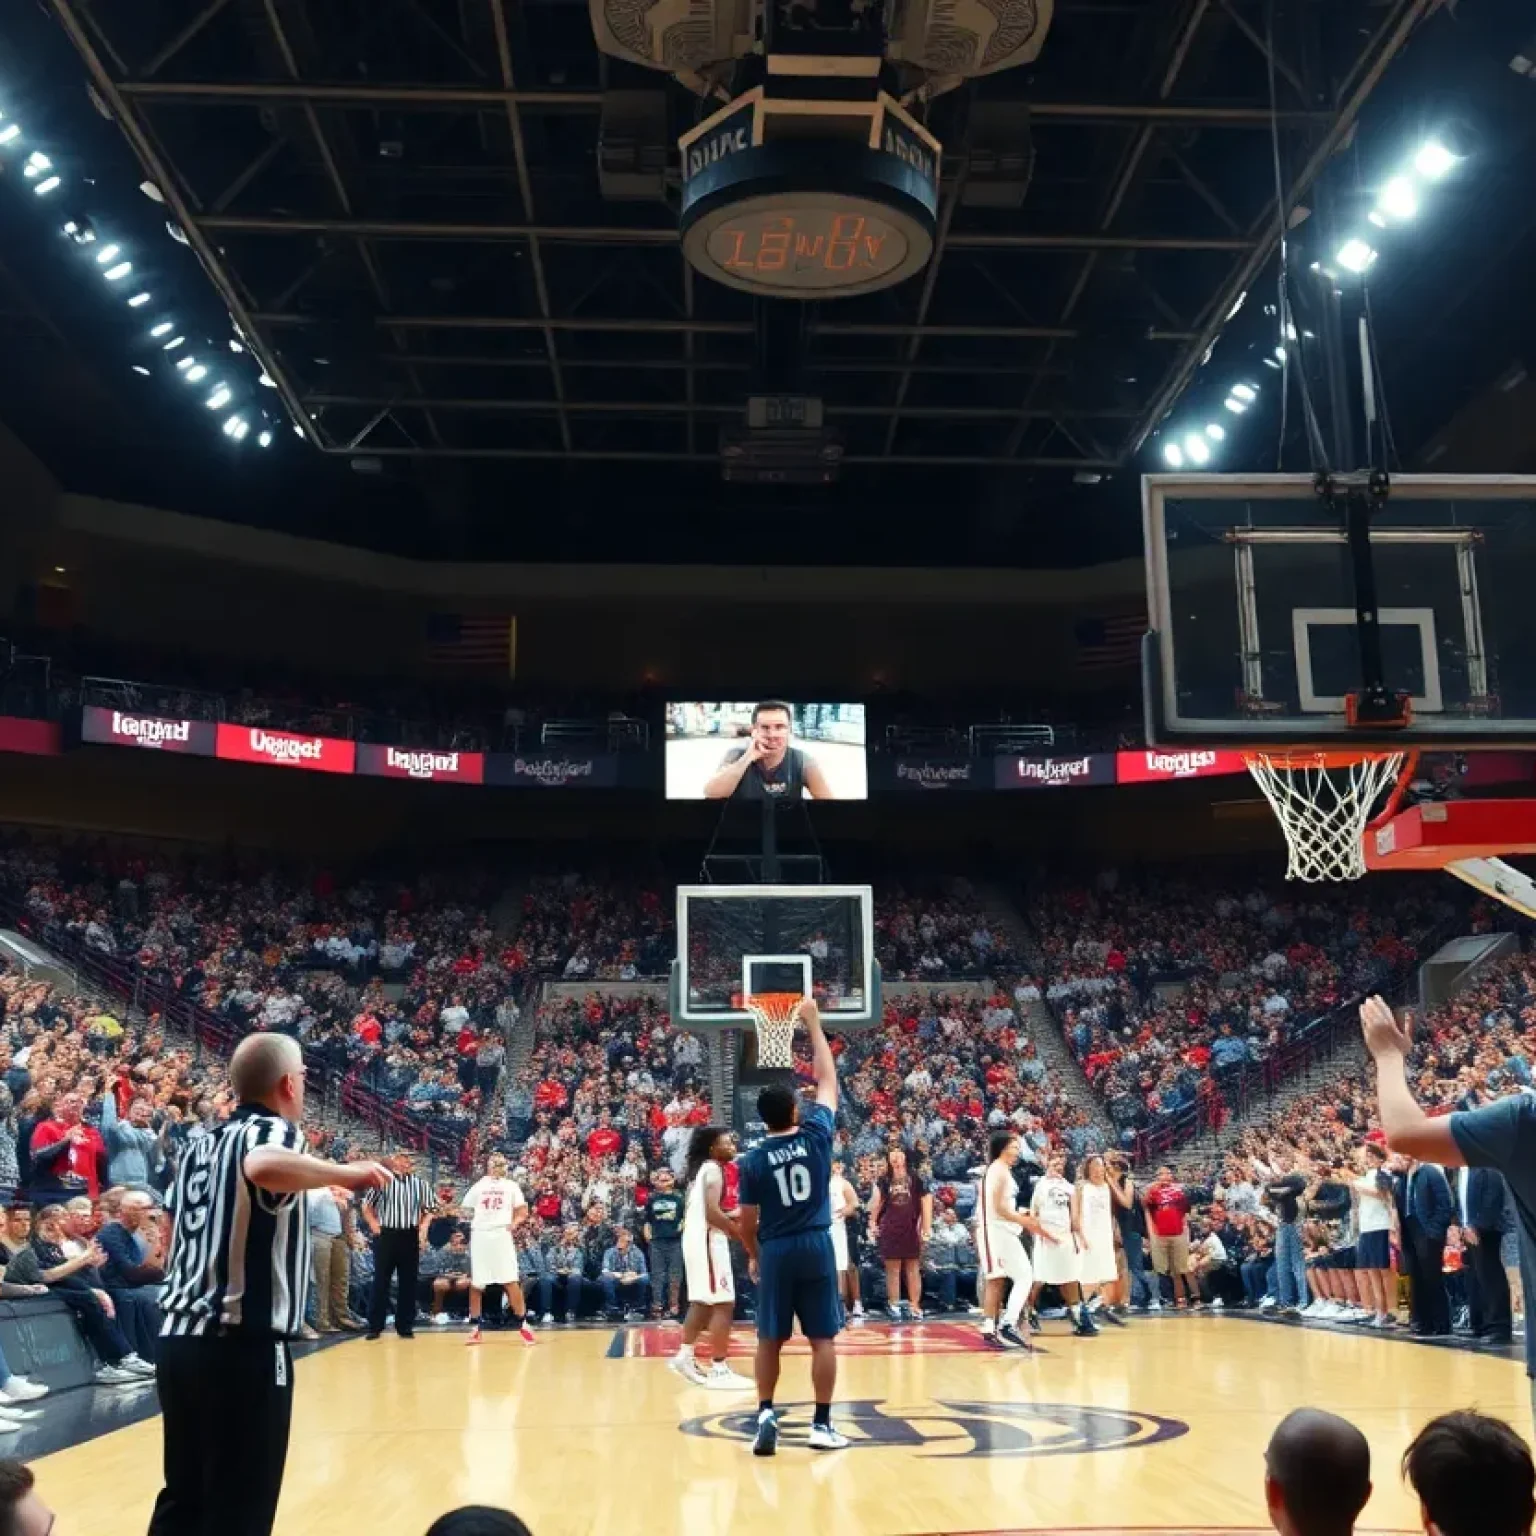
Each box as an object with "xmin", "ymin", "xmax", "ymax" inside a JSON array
[
  {"xmin": 684, "ymin": 1229, "xmax": 735, "ymax": 1306},
  {"xmin": 979, "ymin": 1225, "xmax": 1033, "ymax": 1289},
  {"xmin": 470, "ymin": 1229, "xmax": 520, "ymax": 1288},
  {"xmin": 830, "ymin": 1220, "xmax": 849, "ymax": 1274},
  {"xmin": 1032, "ymin": 1229, "xmax": 1082, "ymax": 1288},
  {"xmin": 1078, "ymin": 1235, "xmax": 1118, "ymax": 1287}
]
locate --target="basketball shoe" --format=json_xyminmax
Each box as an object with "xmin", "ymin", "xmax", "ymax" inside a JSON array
[
  {"xmin": 667, "ymin": 1349, "xmax": 710, "ymax": 1386},
  {"xmin": 808, "ymin": 1422, "xmax": 851, "ymax": 1450},
  {"xmin": 752, "ymin": 1408, "xmax": 780, "ymax": 1457},
  {"xmin": 704, "ymin": 1362, "xmax": 754, "ymax": 1391}
]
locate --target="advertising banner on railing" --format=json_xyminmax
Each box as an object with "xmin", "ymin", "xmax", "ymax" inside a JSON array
[
  {"xmin": 872, "ymin": 755, "xmax": 981, "ymax": 793},
  {"xmin": 214, "ymin": 723, "xmax": 357, "ymax": 775},
  {"xmin": 995, "ymin": 753, "xmax": 1116, "ymax": 790},
  {"xmin": 1115, "ymin": 748, "xmax": 1248, "ymax": 784},
  {"xmin": 355, "ymin": 744, "xmax": 486, "ymax": 784},
  {"xmin": 81, "ymin": 705, "xmax": 216, "ymax": 756},
  {"xmin": 0, "ymin": 717, "xmax": 60, "ymax": 756},
  {"xmin": 485, "ymin": 752, "xmax": 618, "ymax": 788}
]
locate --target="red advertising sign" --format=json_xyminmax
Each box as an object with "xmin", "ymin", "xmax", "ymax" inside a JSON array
[
  {"xmin": 82, "ymin": 705, "xmax": 216, "ymax": 756},
  {"xmin": 1115, "ymin": 748, "xmax": 1249, "ymax": 785},
  {"xmin": 355, "ymin": 744, "xmax": 485, "ymax": 784},
  {"xmin": 214, "ymin": 724, "xmax": 356, "ymax": 775},
  {"xmin": 0, "ymin": 717, "xmax": 61, "ymax": 756}
]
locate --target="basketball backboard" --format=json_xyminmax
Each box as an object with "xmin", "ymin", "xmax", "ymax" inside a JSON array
[
  {"xmin": 1143, "ymin": 473, "xmax": 1536, "ymax": 749},
  {"xmin": 670, "ymin": 884, "xmax": 878, "ymax": 1028}
]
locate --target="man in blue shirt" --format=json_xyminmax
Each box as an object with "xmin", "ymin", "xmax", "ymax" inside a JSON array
[
  {"xmin": 736, "ymin": 997, "xmax": 845, "ymax": 1456},
  {"xmin": 1362, "ymin": 996, "xmax": 1536, "ymax": 1400}
]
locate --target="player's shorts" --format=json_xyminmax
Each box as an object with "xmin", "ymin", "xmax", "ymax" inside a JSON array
[
  {"xmin": 978, "ymin": 1225, "xmax": 1033, "ymax": 1289},
  {"xmin": 684, "ymin": 1229, "xmax": 735, "ymax": 1306},
  {"xmin": 757, "ymin": 1230, "xmax": 843, "ymax": 1342},
  {"xmin": 830, "ymin": 1220, "xmax": 850, "ymax": 1274},
  {"xmin": 470, "ymin": 1229, "xmax": 519, "ymax": 1288},
  {"xmin": 1356, "ymin": 1230, "xmax": 1392, "ymax": 1269},
  {"xmin": 1032, "ymin": 1229, "xmax": 1082, "ymax": 1288}
]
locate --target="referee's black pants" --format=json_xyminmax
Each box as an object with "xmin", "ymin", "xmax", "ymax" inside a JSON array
[
  {"xmin": 369, "ymin": 1228, "xmax": 420, "ymax": 1336},
  {"xmin": 149, "ymin": 1332, "xmax": 293, "ymax": 1536}
]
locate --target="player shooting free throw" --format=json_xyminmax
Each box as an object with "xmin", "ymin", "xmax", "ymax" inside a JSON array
[{"xmin": 735, "ymin": 996, "xmax": 847, "ymax": 1454}]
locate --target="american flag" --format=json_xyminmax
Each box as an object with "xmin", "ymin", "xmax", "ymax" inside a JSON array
[
  {"xmin": 426, "ymin": 613, "xmax": 516, "ymax": 675},
  {"xmin": 1073, "ymin": 611, "xmax": 1145, "ymax": 672}
]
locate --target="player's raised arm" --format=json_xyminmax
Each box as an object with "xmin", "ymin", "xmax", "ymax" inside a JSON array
[
  {"xmin": 701, "ymin": 740, "xmax": 763, "ymax": 799},
  {"xmin": 798, "ymin": 996, "xmax": 837, "ymax": 1112}
]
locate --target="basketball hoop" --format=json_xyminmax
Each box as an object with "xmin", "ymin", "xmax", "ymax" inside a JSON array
[
  {"xmin": 1243, "ymin": 748, "xmax": 1417, "ymax": 883},
  {"xmin": 743, "ymin": 992, "xmax": 802, "ymax": 1070}
]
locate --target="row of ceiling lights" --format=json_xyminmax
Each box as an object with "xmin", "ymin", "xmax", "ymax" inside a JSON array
[
  {"xmin": 1157, "ymin": 135, "xmax": 1467, "ymax": 472},
  {"xmin": 1, "ymin": 99, "xmax": 291, "ymax": 451}
]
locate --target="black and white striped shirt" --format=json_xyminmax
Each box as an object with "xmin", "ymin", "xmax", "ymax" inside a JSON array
[
  {"xmin": 160, "ymin": 1107, "xmax": 311, "ymax": 1340},
  {"xmin": 364, "ymin": 1175, "xmax": 435, "ymax": 1229}
]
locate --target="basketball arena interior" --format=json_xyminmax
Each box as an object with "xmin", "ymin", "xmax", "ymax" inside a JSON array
[{"xmin": 2, "ymin": 1, "xmax": 1536, "ymax": 1533}]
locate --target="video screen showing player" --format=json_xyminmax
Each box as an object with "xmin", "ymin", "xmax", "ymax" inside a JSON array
[{"xmin": 665, "ymin": 701, "xmax": 867, "ymax": 800}]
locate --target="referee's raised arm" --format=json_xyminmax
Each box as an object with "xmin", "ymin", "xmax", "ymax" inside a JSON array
[{"xmin": 149, "ymin": 1032, "xmax": 391, "ymax": 1536}]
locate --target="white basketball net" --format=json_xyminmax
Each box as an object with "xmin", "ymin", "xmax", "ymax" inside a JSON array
[
  {"xmin": 744, "ymin": 993, "xmax": 800, "ymax": 1070},
  {"xmin": 1244, "ymin": 751, "xmax": 1407, "ymax": 883}
]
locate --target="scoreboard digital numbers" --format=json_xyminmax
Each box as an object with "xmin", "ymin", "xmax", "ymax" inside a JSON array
[{"xmin": 705, "ymin": 208, "xmax": 911, "ymax": 292}]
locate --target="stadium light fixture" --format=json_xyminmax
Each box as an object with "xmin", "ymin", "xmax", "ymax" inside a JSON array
[
  {"xmin": 1224, "ymin": 396, "xmax": 1249, "ymax": 415},
  {"xmin": 175, "ymin": 356, "xmax": 196, "ymax": 372},
  {"xmin": 162, "ymin": 335, "xmax": 185, "ymax": 351},
  {"xmin": 186, "ymin": 364, "xmax": 208, "ymax": 382},
  {"xmin": 32, "ymin": 176, "xmax": 60, "ymax": 196},
  {"xmin": 223, "ymin": 415, "xmax": 248, "ymax": 440},
  {"xmin": 0, "ymin": 124, "xmax": 21, "ymax": 146},
  {"xmin": 1205, "ymin": 423, "xmax": 1226, "ymax": 442},
  {"xmin": 103, "ymin": 262, "xmax": 132, "ymax": 282},
  {"xmin": 150, "ymin": 321, "xmax": 174, "ymax": 338},
  {"xmin": 258, "ymin": 372, "xmax": 276, "ymax": 389},
  {"xmin": 1379, "ymin": 176, "xmax": 1419, "ymax": 221},
  {"xmin": 205, "ymin": 385, "xmax": 232, "ymax": 411},
  {"xmin": 94, "ymin": 244, "xmax": 120, "ymax": 265},
  {"xmin": 258, "ymin": 430, "xmax": 273, "ymax": 448},
  {"xmin": 1336, "ymin": 239, "xmax": 1379, "ymax": 274},
  {"xmin": 131, "ymin": 365, "xmax": 150, "ymax": 377},
  {"xmin": 1183, "ymin": 433, "xmax": 1211, "ymax": 466},
  {"xmin": 62, "ymin": 219, "xmax": 96, "ymax": 245},
  {"xmin": 1163, "ymin": 441, "xmax": 1185, "ymax": 468},
  {"xmin": 23, "ymin": 152, "xmax": 51, "ymax": 178},
  {"xmin": 1231, "ymin": 383, "xmax": 1258, "ymax": 402},
  {"xmin": 1414, "ymin": 140, "xmax": 1458, "ymax": 180},
  {"xmin": 127, "ymin": 291, "xmax": 151, "ymax": 307}
]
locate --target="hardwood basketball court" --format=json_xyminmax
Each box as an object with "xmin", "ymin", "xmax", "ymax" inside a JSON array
[{"xmin": 35, "ymin": 1316, "xmax": 1523, "ymax": 1534}]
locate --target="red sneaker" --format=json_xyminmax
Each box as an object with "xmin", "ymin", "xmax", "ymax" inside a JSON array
[
  {"xmin": 466, "ymin": 1327, "xmax": 482, "ymax": 1347},
  {"xmin": 519, "ymin": 1322, "xmax": 537, "ymax": 1346}
]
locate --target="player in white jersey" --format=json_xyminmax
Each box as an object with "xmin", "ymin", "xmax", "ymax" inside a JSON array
[
  {"xmin": 829, "ymin": 1159, "xmax": 865, "ymax": 1323},
  {"xmin": 975, "ymin": 1131, "xmax": 1052, "ymax": 1351},
  {"xmin": 1029, "ymin": 1151, "xmax": 1099, "ymax": 1337},
  {"xmin": 670, "ymin": 1126, "xmax": 752, "ymax": 1391},
  {"xmin": 459, "ymin": 1152, "xmax": 536, "ymax": 1346}
]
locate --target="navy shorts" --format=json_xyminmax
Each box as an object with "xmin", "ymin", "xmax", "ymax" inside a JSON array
[
  {"xmin": 757, "ymin": 1231, "xmax": 844, "ymax": 1342},
  {"xmin": 1356, "ymin": 1231, "xmax": 1391, "ymax": 1269}
]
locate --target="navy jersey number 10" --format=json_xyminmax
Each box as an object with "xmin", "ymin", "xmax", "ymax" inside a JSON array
[{"xmin": 739, "ymin": 1102, "xmax": 835, "ymax": 1241}]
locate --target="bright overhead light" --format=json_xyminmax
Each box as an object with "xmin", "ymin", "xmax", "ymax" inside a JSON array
[
  {"xmin": 1224, "ymin": 396, "xmax": 1249, "ymax": 414},
  {"xmin": 1263, "ymin": 357, "xmax": 1282, "ymax": 371},
  {"xmin": 23, "ymin": 152, "xmax": 51, "ymax": 178},
  {"xmin": 103, "ymin": 262, "xmax": 132, "ymax": 282},
  {"xmin": 139, "ymin": 180, "xmax": 165, "ymax": 203},
  {"xmin": 1368, "ymin": 211, "xmax": 1387, "ymax": 229},
  {"xmin": 1231, "ymin": 383, "xmax": 1258, "ymax": 402},
  {"xmin": 1163, "ymin": 441, "xmax": 1185, "ymax": 468},
  {"xmin": 1274, "ymin": 345, "xmax": 1287, "ymax": 362},
  {"xmin": 1337, "ymin": 238, "xmax": 1379, "ymax": 274},
  {"xmin": 1414, "ymin": 140, "xmax": 1458, "ymax": 180},
  {"xmin": 150, "ymin": 321, "xmax": 174, "ymax": 338},
  {"xmin": 1184, "ymin": 433, "xmax": 1211, "ymax": 466},
  {"xmin": 223, "ymin": 415, "xmax": 248, "ymax": 440},
  {"xmin": 62, "ymin": 219, "xmax": 96, "ymax": 245},
  {"xmin": 0, "ymin": 124, "xmax": 20, "ymax": 145},
  {"xmin": 258, "ymin": 372, "xmax": 277, "ymax": 389},
  {"xmin": 1225, "ymin": 291, "xmax": 1248, "ymax": 322},
  {"xmin": 292, "ymin": 423, "xmax": 304, "ymax": 437},
  {"xmin": 127, "ymin": 291, "xmax": 151, "ymax": 308},
  {"xmin": 94, "ymin": 245, "xmax": 120, "ymax": 265},
  {"xmin": 258, "ymin": 430, "xmax": 273, "ymax": 448},
  {"xmin": 206, "ymin": 386, "xmax": 232, "ymax": 410},
  {"xmin": 229, "ymin": 339, "xmax": 245, "ymax": 354},
  {"xmin": 1284, "ymin": 322, "xmax": 1298, "ymax": 342},
  {"xmin": 1206, "ymin": 423, "xmax": 1226, "ymax": 441},
  {"xmin": 32, "ymin": 176, "xmax": 60, "ymax": 196},
  {"xmin": 1379, "ymin": 175, "xmax": 1419, "ymax": 221},
  {"xmin": 162, "ymin": 335, "xmax": 185, "ymax": 351},
  {"xmin": 186, "ymin": 364, "xmax": 208, "ymax": 382},
  {"xmin": 131, "ymin": 365, "xmax": 150, "ymax": 377},
  {"xmin": 175, "ymin": 356, "xmax": 196, "ymax": 371}
]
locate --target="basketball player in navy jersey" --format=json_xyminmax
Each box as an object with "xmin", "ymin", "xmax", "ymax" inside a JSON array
[
  {"xmin": 701, "ymin": 701, "xmax": 835, "ymax": 801},
  {"xmin": 736, "ymin": 997, "xmax": 846, "ymax": 1454}
]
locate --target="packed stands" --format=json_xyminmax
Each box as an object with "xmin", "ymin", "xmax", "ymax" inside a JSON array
[{"xmin": 874, "ymin": 877, "xmax": 1015, "ymax": 981}]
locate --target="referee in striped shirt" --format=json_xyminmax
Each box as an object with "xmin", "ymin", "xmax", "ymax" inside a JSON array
[
  {"xmin": 362, "ymin": 1152, "xmax": 437, "ymax": 1338},
  {"xmin": 151, "ymin": 1033, "xmax": 390, "ymax": 1536}
]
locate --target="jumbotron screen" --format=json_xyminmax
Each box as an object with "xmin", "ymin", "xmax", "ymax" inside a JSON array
[{"xmin": 664, "ymin": 701, "xmax": 867, "ymax": 801}]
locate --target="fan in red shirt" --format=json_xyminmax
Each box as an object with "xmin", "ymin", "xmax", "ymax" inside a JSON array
[
  {"xmin": 30, "ymin": 1091, "xmax": 109, "ymax": 1200},
  {"xmin": 1142, "ymin": 1166, "xmax": 1197, "ymax": 1309},
  {"xmin": 586, "ymin": 1111, "xmax": 623, "ymax": 1160}
]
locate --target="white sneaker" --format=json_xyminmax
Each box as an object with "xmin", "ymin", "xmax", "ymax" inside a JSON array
[
  {"xmin": 808, "ymin": 1422, "xmax": 851, "ymax": 1451},
  {"xmin": 667, "ymin": 1352, "xmax": 710, "ymax": 1386},
  {"xmin": 0, "ymin": 1377, "xmax": 47, "ymax": 1402},
  {"xmin": 1258, "ymin": 1296, "xmax": 1276, "ymax": 1311},
  {"xmin": 704, "ymin": 1364, "xmax": 754, "ymax": 1391},
  {"xmin": 95, "ymin": 1365, "xmax": 138, "ymax": 1385},
  {"xmin": 540, "ymin": 1313, "xmax": 554, "ymax": 1326},
  {"xmin": 120, "ymin": 1354, "xmax": 157, "ymax": 1377},
  {"xmin": 1210, "ymin": 1298, "xmax": 1225, "ymax": 1311},
  {"xmin": 433, "ymin": 1312, "xmax": 451, "ymax": 1327}
]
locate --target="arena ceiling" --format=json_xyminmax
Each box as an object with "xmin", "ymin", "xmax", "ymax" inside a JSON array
[{"xmin": 0, "ymin": 0, "xmax": 1531, "ymax": 564}]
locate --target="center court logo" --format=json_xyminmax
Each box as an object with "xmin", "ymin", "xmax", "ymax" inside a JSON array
[{"xmin": 678, "ymin": 1398, "xmax": 1188, "ymax": 1458}]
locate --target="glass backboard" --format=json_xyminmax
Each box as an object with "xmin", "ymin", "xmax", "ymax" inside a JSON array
[{"xmin": 1143, "ymin": 474, "xmax": 1536, "ymax": 747}]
